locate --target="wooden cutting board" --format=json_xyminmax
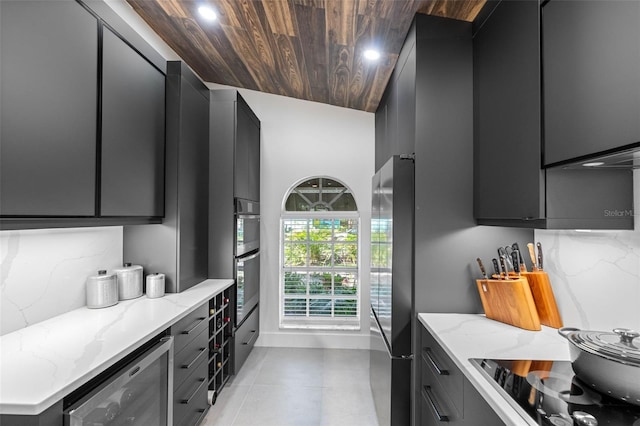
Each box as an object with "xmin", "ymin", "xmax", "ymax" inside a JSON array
[
  {"xmin": 522, "ymin": 271, "xmax": 563, "ymax": 329},
  {"xmin": 476, "ymin": 277, "xmax": 541, "ymax": 331}
]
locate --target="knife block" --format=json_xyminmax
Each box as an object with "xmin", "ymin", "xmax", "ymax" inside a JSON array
[
  {"xmin": 522, "ymin": 271, "xmax": 563, "ymax": 329},
  {"xmin": 476, "ymin": 277, "xmax": 541, "ymax": 331}
]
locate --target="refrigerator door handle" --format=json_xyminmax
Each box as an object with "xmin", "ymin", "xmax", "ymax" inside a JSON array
[{"xmin": 372, "ymin": 308, "xmax": 413, "ymax": 361}]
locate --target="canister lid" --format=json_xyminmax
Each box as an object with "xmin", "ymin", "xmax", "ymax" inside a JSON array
[{"xmin": 567, "ymin": 328, "xmax": 640, "ymax": 367}]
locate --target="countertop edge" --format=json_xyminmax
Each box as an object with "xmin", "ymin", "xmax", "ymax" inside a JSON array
[{"xmin": 0, "ymin": 278, "xmax": 234, "ymax": 416}]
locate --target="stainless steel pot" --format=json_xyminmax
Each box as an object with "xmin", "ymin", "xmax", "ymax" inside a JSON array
[{"xmin": 559, "ymin": 327, "xmax": 640, "ymax": 406}]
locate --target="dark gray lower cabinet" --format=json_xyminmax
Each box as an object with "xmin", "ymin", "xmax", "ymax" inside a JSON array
[
  {"xmin": 419, "ymin": 325, "xmax": 504, "ymax": 426},
  {"xmin": 171, "ymin": 303, "xmax": 210, "ymax": 426},
  {"xmin": 0, "ymin": 0, "xmax": 97, "ymax": 217},
  {"xmin": 233, "ymin": 305, "xmax": 259, "ymax": 374}
]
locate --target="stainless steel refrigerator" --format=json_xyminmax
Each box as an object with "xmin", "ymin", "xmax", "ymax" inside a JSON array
[{"xmin": 370, "ymin": 155, "xmax": 414, "ymax": 426}]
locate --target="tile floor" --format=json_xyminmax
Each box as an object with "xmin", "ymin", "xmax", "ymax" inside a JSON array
[{"xmin": 201, "ymin": 347, "xmax": 379, "ymax": 426}]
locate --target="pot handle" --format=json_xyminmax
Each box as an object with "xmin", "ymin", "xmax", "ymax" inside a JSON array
[
  {"xmin": 558, "ymin": 327, "xmax": 580, "ymax": 339},
  {"xmin": 613, "ymin": 328, "xmax": 640, "ymax": 345}
]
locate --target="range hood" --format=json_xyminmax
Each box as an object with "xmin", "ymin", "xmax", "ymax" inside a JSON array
[
  {"xmin": 549, "ymin": 143, "xmax": 640, "ymax": 170},
  {"xmin": 542, "ymin": 144, "xmax": 638, "ymax": 230}
]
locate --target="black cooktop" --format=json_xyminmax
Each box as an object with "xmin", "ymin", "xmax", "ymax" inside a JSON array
[{"xmin": 470, "ymin": 359, "xmax": 640, "ymax": 426}]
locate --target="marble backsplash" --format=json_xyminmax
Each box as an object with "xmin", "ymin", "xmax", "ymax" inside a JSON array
[
  {"xmin": 0, "ymin": 227, "xmax": 122, "ymax": 335},
  {"xmin": 534, "ymin": 229, "xmax": 640, "ymax": 331},
  {"xmin": 534, "ymin": 170, "xmax": 640, "ymax": 331}
]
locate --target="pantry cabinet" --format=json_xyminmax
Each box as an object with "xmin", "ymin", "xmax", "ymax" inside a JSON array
[
  {"xmin": 542, "ymin": 0, "xmax": 640, "ymax": 166},
  {"xmin": 0, "ymin": 0, "xmax": 166, "ymax": 229},
  {"xmin": 124, "ymin": 61, "xmax": 210, "ymax": 294}
]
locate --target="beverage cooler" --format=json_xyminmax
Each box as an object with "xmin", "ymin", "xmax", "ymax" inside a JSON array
[{"xmin": 64, "ymin": 336, "xmax": 174, "ymax": 425}]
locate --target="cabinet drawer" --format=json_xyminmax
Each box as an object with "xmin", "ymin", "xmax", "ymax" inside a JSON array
[
  {"xmin": 174, "ymin": 327, "xmax": 208, "ymax": 387},
  {"xmin": 171, "ymin": 304, "xmax": 208, "ymax": 353},
  {"xmin": 421, "ymin": 327, "xmax": 463, "ymax": 413},
  {"xmin": 173, "ymin": 354, "xmax": 208, "ymax": 426},
  {"xmin": 234, "ymin": 305, "xmax": 259, "ymax": 373},
  {"xmin": 420, "ymin": 366, "xmax": 462, "ymax": 426}
]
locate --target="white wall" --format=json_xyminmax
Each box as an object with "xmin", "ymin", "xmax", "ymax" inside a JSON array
[{"xmin": 221, "ymin": 88, "xmax": 376, "ymax": 349}]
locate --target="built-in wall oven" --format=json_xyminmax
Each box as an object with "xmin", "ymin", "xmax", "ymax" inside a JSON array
[
  {"xmin": 64, "ymin": 335, "xmax": 173, "ymax": 426},
  {"xmin": 235, "ymin": 198, "xmax": 260, "ymax": 327}
]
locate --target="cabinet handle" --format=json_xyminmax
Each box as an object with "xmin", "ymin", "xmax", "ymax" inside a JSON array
[
  {"xmin": 182, "ymin": 317, "xmax": 207, "ymax": 335},
  {"xmin": 422, "ymin": 386, "xmax": 449, "ymax": 422},
  {"xmin": 181, "ymin": 378, "xmax": 206, "ymax": 404},
  {"xmin": 182, "ymin": 348, "xmax": 207, "ymax": 369},
  {"xmin": 242, "ymin": 330, "xmax": 258, "ymax": 346},
  {"xmin": 424, "ymin": 348, "xmax": 448, "ymax": 376}
]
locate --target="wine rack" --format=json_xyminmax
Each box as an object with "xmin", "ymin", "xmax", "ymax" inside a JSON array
[{"xmin": 208, "ymin": 286, "xmax": 232, "ymax": 401}]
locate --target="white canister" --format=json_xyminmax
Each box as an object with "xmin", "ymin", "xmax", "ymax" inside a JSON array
[
  {"xmin": 114, "ymin": 262, "xmax": 143, "ymax": 300},
  {"xmin": 86, "ymin": 270, "xmax": 118, "ymax": 309},
  {"xmin": 146, "ymin": 273, "xmax": 165, "ymax": 298}
]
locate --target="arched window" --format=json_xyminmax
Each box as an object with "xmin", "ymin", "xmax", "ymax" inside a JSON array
[{"xmin": 280, "ymin": 177, "xmax": 359, "ymax": 329}]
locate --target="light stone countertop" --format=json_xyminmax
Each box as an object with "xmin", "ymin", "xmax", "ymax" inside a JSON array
[
  {"xmin": 418, "ymin": 313, "xmax": 572, "ymax": 426},
  {"xmin": 0, "ymin": 279, "xmax": 234, "ymax": 416}
]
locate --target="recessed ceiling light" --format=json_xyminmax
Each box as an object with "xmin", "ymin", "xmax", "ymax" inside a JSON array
[
  {"xmin": 198, "ymin": 5, "xmax": 217, "ymax": 21},
  {"xmin": 363, "ymin": 49, "xmax": 381, "ymax": 61},
  {"xmin": 582, "ymin": 161, "xmax": 605, "ymax": 167}
]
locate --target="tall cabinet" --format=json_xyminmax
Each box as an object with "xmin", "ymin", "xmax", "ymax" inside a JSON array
[
  {"xmin": 374, "ymin": 14, "xmax": 533, "ymax": 425},
  {"xmin": 124, "ymin": 61, "xmax": 210, "ymax": 294},
  {"xmin": 209, "ymin": 90, "xmax": 261, "ymax": 375}
]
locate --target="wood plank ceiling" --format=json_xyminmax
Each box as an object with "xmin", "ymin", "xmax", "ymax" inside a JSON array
[{"xmin": 128, "ymin": 0, "xmax": 486, "ymax": 112}]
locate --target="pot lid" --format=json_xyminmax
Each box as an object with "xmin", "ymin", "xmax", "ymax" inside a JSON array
[{"xmin": 566, "ymin": 328, "xmax": 640, "ymax": 367}]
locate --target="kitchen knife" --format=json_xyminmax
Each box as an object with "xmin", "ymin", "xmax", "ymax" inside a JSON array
[
  {"xmin": 512, "ymin": 243, "xmax": 527, "ymax": 272},
  {"xmin": 498, "ymin": 247, "xmax": 512, "ymax": 272},
  {"xmin": 492, "ymin": 258, "xmax": 501, "ymax": 279},
  {"xmin": 527, "ymin": 243, "xmax": 538, "ymax": 271},
  {"xmin": 511, "ymin": 251, "xmax": 521, "ymax": 276},
  {"xmin": 476, "ymin": 258, "xmax": 488, "ymax": 279},
  {"xmin": 536, "ymin": 242, "xmax": 544, "ymax": 271},
  {"xmin": 499, "ymin": 255, "xmax": 509, "ymax": 279},
  {"xmin": 504, "ymin": 246, "xmax": 515, "ymax": 270}
]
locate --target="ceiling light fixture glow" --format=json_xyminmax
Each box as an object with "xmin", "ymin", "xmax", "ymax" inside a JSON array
[
  {"xmin": 198, "ymin": 5, "xmax": 217, "ymax": 21},
  {"xmin": 363, "ymin": 49, "xmax": 381, "ymax": 61},
  {"xmin": 582, "ymin": 161, "xmax": 605, "ymax": 167}
]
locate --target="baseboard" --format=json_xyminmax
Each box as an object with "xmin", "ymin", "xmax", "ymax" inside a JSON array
[{"xmin": 255, "ymin": 331, "xmax": 370, "ymax": 349}]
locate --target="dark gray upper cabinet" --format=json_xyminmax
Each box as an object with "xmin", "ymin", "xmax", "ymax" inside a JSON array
[
  {"xmin": 0, "ymin": 0, "xmax": 98, "ymax": 217},
  {"xmin": 473, "ymin": 0, "xmax": 633, "ymax": 229},
  {"xmin": 0, "ymin": 0, "xmax": 167, "ymax": 229},
  {"xmin": 542, "ymin": 0, "xmax": 640, "ymax": 166},
  {"xmin": 234, "ymin": 97, "xmax": 261, "ymax": 202},
  {"xmin": 101, "ymin": 27, "xmax": 165, "ymax": 217},
  {"xmin": 473, "ymin": 0, "xmax": 544, "ymax": 223},
  {"xmin": 374, "ymin": 38, "xmax": 413, "ymax": 171}
]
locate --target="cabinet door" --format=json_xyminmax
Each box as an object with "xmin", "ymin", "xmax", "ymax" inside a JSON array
[
  {"xmin": 374, "ymin": 98, "xmax": 388, "ymax": 171},
  {"xmin": 234, "ymin": 99, "xmax": 260, "ymax": 201},
  {"xmin": 473, "ymin": 0, "xmax": 543, "ymax": 222},
  {"xmin": 543, "ymin": 0, "xmax": 640, "ymax": 165},
  {"xmin": 101, "ymin": 27, "xmax": 165, "ymax": 217},
  {"xmin": 177, "ymin": 77, "xmax": 210, "ymax": 290},
  {"xmin": 0, "ymin": 0, "xmax": 97, "ymax": 216}
]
